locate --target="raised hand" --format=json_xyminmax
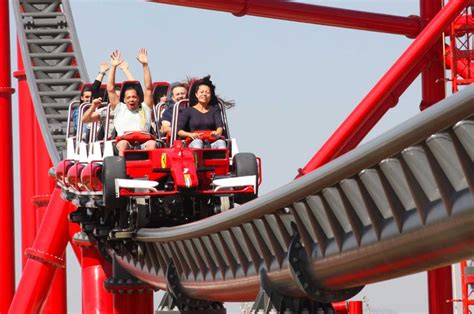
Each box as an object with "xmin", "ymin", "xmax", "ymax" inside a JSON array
[
  {"xmin": 99, "ymin": 62, "xmax": 110, "ymax": 73},
  {"xmin": 136, "ymin": 48, "xmax": 148, "ymax": 65},
  {"xmin": 92, "ymin": 97, "xmax": 102, "ymax": 108},
  {"xmin": 110, "ymin": 50, "xmax": 123, "ymax": 67},
  {"xmin": 118, "ymin": 61, "xmax": 129, "ymax": 71}
]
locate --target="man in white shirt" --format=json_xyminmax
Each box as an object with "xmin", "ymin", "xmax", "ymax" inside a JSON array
[{"xmin": 85, "ymin": 49, "xmax": 156, "ymax": 156}]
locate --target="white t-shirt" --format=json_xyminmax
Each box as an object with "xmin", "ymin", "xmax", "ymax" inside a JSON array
[{"xmin": 113, "ymin": 102, "xmax": 152, "ymax": 136}]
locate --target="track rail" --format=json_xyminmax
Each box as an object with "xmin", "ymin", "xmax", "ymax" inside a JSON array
[
  {"xmin": 13, "ymin": 0, "xmax": 89, "ymax": 164},
  {"xmin": 114, "ymin": 86, "xmax": 474, "ymax": 302}
]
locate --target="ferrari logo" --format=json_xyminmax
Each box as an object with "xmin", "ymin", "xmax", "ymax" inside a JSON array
[{"xmin": 161, "ymin": 153, "xmax": 167, "ymax": 168}]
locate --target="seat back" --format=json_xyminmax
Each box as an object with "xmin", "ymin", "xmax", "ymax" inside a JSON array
[
  {"xmin": 152, "ymin": 81, "xmax": 170, "ymax": 105},
  {"xmin": 170, "ymin": 99, "xmax": 190, "ymax": 146}
]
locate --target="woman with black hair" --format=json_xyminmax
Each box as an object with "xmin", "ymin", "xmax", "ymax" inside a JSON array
[{"xmin": 177, "ymin": 76, "xmax": 226, "ymax": 149}]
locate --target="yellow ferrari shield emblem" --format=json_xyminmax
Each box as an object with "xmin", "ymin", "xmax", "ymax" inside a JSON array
[{"xmin": 161, "ymin": 153, "xmax": 167, "ymax": 168}]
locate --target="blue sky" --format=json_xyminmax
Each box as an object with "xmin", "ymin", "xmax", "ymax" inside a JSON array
[{"xmin": 9, "ymin": 1, "xmax": 460, "ymax": 313}]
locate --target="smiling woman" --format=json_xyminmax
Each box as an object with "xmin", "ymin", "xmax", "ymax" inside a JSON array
[{"xmin": 177, "ymin": 76, "xmax": 226, "ymax": 149}]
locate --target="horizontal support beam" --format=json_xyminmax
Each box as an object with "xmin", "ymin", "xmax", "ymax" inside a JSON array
[{"xmin": 150, "ymin": 0, "xmax": 423, "ymax": 37}]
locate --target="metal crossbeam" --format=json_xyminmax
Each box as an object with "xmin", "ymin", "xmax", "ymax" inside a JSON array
[
  {"xmin": 114, "ymin": 86, "xmax": 474, "ymax": 302},
  {"xmin": 14, "ymin": 0, "xmax": 89, "ymax": 164}
]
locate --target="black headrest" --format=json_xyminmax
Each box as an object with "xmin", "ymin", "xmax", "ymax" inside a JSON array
[
  {"xmin": 80, "ymin": 83, "xmax": 93, "ymax": 98},
  {"xmin": 152, "ymin": 82, "xmax": 170, "ymax": 104}
]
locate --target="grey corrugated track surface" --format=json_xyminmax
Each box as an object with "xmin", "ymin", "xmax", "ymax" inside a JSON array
[
  {"xmin": 14, "ymin": 0, "xmax": 89, "ymax": 164},
  {"xmin": 113, "ymin": 86, "xmax": 474, "ymax": 302}
]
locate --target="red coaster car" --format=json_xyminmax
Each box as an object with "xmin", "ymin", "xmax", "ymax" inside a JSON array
[
  {"xmin": 101, "ymin": 97, "xmax": 261, "ymax": 230},
  {"xmin": 59, "ymin": 82, "xmax": 261, "ymax": 236},
  {"xmin": 102, "ymin": 129, "xmax": 261, "ymax": 229}
]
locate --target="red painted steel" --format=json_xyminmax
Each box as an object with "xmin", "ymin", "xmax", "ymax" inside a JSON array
[
  {"xmin": 33, "ymin": 105, "xmax": 67, "ymax": 312},
  {"xmin": 341, "ymin": 57, "xmax": 429, "ymax": 157},
  {"xmin": 420, "ymin": 44, "xmax": 445, "ymax": 110},
  {"xmin": 419, "ymin": 2, "xmax": 453, "ymax": 313},
  {"xmin": 8, "ymin": 1, "xmax": 474, "ymax": 313},
  {"xmin": 348, "ymin": 301, "xmax": 363, "ymax": 314},
  {"xmin": 332, "ymin": 301, "xmax": 348, "ymax": 313},
  {"xmin": 298, "ymin": 0, "xmax": 469, "ymax": 176},
  {"xmin": 16, "ymin": 41, "xmax": 67, "ymax": 312},
  {"xmin": 34, "ymin": 195, "xmax": 68, "ymax": 314},
  {"xmin": 428, "ymin": 266, "xmax": 453, "ymax": 314},
  {"xmin": 9, "ymin": 188, "xmax": 71, "ymax": 314},
  {"xmin": 150, "ymin": 0, "xmax": 422, "ymax": 37},
  {"xmin": 445, "ymin": 45, "xmax": 474, "ymax": 79},
  {"xmin": 14, "ymin": 41, "xmax": 37, "ymax": 268},
  {"xmin": 0, "ymin": 1, "xmax": 15, "ymax": 313},
  {"xmin": 459, "ymin": 261, "xmax": 468, "ymax": 314},
  {"xmin": 448, "ymin": 6, "xmax": 474, "ymax": 91},
  {"xmin": 68, "ymin": 221, "xmax": 82, "ymax": 262},
  {"xmin": 81, "ymin": 245, "xmax": 113, "ymax": 313},
  {"xmin": 457, "ymin": 260, "xmax": 474, "ymax": 314},
  {"xmin": 113, "ymin": 294, "xmax": 154, "ymax": 314}
]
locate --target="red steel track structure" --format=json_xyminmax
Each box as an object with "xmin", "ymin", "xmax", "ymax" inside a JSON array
[{"xmin": 2, "ymin": 0, "xmax": 474, "ymax": 313}]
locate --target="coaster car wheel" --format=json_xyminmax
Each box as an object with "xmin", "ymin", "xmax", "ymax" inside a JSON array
[
  {"xmin": 102, "ymin": 156, "xmax": 127, "ymax": 210},
  {"xmin": 233, "ymin": 153, "xmax": 259, "ymax": 204}
]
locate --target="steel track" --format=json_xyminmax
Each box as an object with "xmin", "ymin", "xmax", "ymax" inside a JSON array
[{"xmin": 113, "ymin": 86, "xmax": 474, "ymax": 302}]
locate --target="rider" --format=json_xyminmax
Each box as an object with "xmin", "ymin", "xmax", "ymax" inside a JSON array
[
  {"xmin": 177, "ymin": 76, "xmax": 226, "ymax": 149},
  {"xmin": 83, "ymin": 49, "xmax": 156, "ymax": 156},
  {"xmin": 79, "ymin": 61, "xmax": 135, "ymax": 139},
  {"xmin": 159, "ymin": 82, "xmax": 188, "ymax": 134}
]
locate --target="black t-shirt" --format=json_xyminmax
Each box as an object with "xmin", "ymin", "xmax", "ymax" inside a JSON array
[{"xmin": 177, "ymin": 106, "xmax": 223, "ymax": 132}]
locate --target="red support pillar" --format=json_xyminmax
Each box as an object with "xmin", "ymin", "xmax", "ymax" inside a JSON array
[
  {"xmin": 108, "ymin": 257, "xmax": 154, "ymax": 314},
  {"xmin": 79, "ymin": 241, "xmax": 113, "ymax": 313},
  {"xmin": 420, "ymin": 2, "xmax": 453, "ymax": 314},
  {"xmin": 332, "ymin": 301, "xmax": 348, "ymax": 314},
  {"xmin": 113, "ymin": 294, "xmax": 154, "ymax": 314},
  {"xmin": 69, "ymin": 209, "xmax": 114, "ymax": 313},
  {"xmin": 0, "ymin": 1, "xmax": 16, "ymax": 313},
  {"xmin": 33, "ymin": 98, "xmax": 67, "ymax": 313},
  {"xmin": 14, "ymin": 41, "xmax": 37, "ymax": 268},
  {"xmin": 34, "ymin": 195, "xmax": 68, "ymax": 314},
  {"xmin": 348, "ymin": 301, "xmax": 363, "ymax": 314},
  {"xmin": 420, "ymin": 0, "xmax": 446, "ymax": 110},
  {"xmin": 9, "ymin": 188, "xmax": 71, "ymax": 314},
  {"xmin": 16, "ymin": 41, "xmax": 68, "ymax": 312}
]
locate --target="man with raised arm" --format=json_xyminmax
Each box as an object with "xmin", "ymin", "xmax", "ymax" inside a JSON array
[
  {"xmin": 80, "ymin": 60, "xmax": 135, "ymax": 141},
  {"xmin": 86, "ymin": 49, "xmax": 156, "ymax": 156}
]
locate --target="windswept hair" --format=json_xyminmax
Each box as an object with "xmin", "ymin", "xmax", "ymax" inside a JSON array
[{"xmin": 186, "ymin": 75, "xmax": 235, "ymax": 109}]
